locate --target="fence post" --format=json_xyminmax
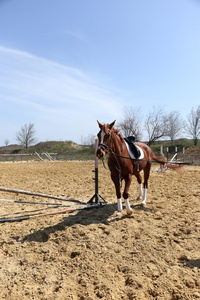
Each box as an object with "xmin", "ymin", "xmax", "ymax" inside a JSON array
[
  {"xmin": 166, "ymin": 147, "xmax": 169, "ymax": 161},
  {"xmin": 159, "ymin": 146, "xmax": 163, "ymax": 171},
  {"xmin": 175, "ymin": 147, "xmax": 177, "ymax": 163}
]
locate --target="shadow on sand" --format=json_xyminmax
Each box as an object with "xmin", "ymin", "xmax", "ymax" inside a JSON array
[
  {"xmin": 20, "ymin": 203, "xmax": 116, "ymax": 243},
  {"xmin": 19, "ymin": 202, "xmax": 154, "ymax": 243}
]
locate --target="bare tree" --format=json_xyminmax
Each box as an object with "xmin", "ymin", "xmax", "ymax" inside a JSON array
[
  {"xmin": 5, "ymin": 139, "xmax": 9, "ymax": 146},
  {"xmin": 118, "ymin": 106, "xmax": 143, "ymax": 141},
  {"xmin": 166, "ymin": 111, "xmax": 183, "ymax": 143},
  {"xmin": 184, "ymin": 105, "xmax": 200, "ymax": 145},
  {"xmin": 144, "ymin": 106, "xmax": 168, "ymax": 146},
  {"xmin": 16, "ymin": 123, "xmax": 37, "ymax": 148},
  {"xmin": 82, "ymin": 134, "xmax": 96, "ymax": 147}
]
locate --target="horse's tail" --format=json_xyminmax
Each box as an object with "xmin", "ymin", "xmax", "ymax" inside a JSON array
[{"xmin": 152, "ymin": 153, "xmax": 183, "ymax": 172}]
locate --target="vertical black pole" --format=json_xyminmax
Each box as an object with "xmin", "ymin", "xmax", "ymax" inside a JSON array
[
  {"xmin": 94, "ymin": 139, "xmax": 98, "ymax": 202},
  {"xmin": 95, "ymin": 168, "xmax": 98, "ymax": 200},
  {"xmin": 88, "ymin": 139, "xmax": 106, "ymax": 205}
]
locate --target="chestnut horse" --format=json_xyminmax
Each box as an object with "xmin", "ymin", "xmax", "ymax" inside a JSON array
[{"xmin": 96, "ymin": 120, "xmax": 180, "ymax": 217}]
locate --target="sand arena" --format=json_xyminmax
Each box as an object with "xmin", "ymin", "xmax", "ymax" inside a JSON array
[{"xmin": 0, "ymin": 161, "xmax": 199, "ymax": 299}]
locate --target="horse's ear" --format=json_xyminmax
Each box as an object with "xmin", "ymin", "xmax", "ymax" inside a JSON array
[
  {"xmin": 109, "ymin": 120, "xmax": 116, "ymax": 129},
  {"xmin": 97, "ymin": 120, "xmax": 103, "ymax": 129}
]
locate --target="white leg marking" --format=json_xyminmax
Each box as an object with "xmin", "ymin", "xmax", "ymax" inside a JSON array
[
  {"xmin": 116, "ymin": 198, "xmax": 122, "ymax": 217},
  {"xmin": 138, "ymin": 183, "xmax": 143, "ymax": 199},
  {"xmin": 142, "ymin": 188, "xmax": 147, "ymax": 205},
  {"xmin": 117, "ymin": 198, "xmax": 122, "ymax": 212},
  {"xmin": 125, "ymin": 198, "xmax": 133, "ymax": 215}
]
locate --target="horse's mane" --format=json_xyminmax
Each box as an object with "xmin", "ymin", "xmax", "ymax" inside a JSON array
[{"xmin": 113, "ymin": 128, "xmax": 124, "ymax": 142}]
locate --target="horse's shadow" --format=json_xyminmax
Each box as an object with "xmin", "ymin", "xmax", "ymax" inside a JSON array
[
  {"xmin": 18, "ymin": 202, "xmax": 154, "ymax": 244},
  {"xmin": 180, "ymin": 259, "xmax": 200, "ymax": 269},
  {"xmin": 19, "ymin": 203, "xmax": 117, "ymax": 243}
]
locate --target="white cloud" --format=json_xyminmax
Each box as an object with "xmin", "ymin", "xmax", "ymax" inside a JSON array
[
  {"xmin": 0, "ymin": 46, "xmax": 124, "ymax": 145},
  {"xmin": 64, "ymin": 30, "xmax": 85, "ymax": 41}
]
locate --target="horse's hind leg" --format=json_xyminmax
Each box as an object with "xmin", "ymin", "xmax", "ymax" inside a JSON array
[
  {"xmin": 135, "ymin": 173, "xmax": 143, "ymax": 200},
  {"xmin": 142, "ymin": 162, "xmax": 151, "ymax": 205}
]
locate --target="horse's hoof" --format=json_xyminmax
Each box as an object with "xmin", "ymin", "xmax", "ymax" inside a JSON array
[
  {"xmin": 116, "ymin": 211, "xmax": 122, "ymax": 218},
  {"xmin": 126, "ymin": 208, "xmax": 133, "ymax": 215}
]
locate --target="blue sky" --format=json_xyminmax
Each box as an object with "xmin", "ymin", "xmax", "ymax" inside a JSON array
[{"xmin": 0, "ymin": 0, "xmax": 200, "ymax": 146}]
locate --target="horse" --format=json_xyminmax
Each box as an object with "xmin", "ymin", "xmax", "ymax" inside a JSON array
[{"xmin": 96, "ymin": 120, "xmax": 181, "ymax": 217}]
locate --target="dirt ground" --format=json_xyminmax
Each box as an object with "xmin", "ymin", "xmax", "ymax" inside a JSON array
[{"xmin": 0, "ymin": 160, "xmax": 199, "ymax": 300}]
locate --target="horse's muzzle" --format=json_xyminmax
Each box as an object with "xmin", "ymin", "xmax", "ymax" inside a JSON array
[
  {"xmin": 96, "ymin": 143, "xmax": 108, "ymax": 160},
  {"xmin": 96, "ymin": 148, "xmax": 105, "ymax": 160}
]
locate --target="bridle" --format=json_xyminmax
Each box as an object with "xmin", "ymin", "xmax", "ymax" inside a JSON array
[
  {"xmin": 97, "ymin": 129, "xmax": 116, "ymax": 155},
  {"xmin": 98, "ymin": 142, "xmax": 109, "ymax": 152},
  {"xmin": 98, "ymin": 130, "xmax": 123, "ymax": 186}
]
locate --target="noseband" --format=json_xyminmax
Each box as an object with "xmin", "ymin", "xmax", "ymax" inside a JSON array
[
  {"xmin": 98, "ymin": 131, "xmax": 114, "ymax": 153},
  {"xmin": 98, "ymin": 143, "xmax": 108, "ymax": 151}
]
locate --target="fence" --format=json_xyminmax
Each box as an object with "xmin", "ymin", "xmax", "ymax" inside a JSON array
[
  {"xmin": 154, "ymin": 152, "xmax": 200, "ymax": 165},
  {"xmin": 0, "ymin": 152, "xmax": 200, "ymax": 164},
  {"xmin": 0, "ymin": 153, "xmax": 96, "ymax": 162}
]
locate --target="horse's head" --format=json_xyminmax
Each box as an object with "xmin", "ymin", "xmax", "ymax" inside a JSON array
[{"xmin": 96, "ymin": 120, "xmax": 116, "ymax": 160}]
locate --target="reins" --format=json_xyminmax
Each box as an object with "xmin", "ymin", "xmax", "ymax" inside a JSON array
[
  {"xmin": 112, "ymin": 152, "xmax": 189, "ymax": 165},
  {"xmin": 98, "ymin": 133, "xmax": 188, "ymax": 167},
  {"xmin": 104, "ymin": 148, "xmax": 188, "ymax": 165}
]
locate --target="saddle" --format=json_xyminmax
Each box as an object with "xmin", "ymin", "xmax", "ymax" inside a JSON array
[{"xmin": 124, "ymin": 136, "xmax": 141, "ymax": 159}]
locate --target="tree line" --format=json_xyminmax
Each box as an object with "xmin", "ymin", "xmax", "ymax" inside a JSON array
[
  {"xmin": 118, "ymin": 105, "xmax": 200, "ymax": 146},
  {"xmin": 5, "ymin": 105, "xmax": 200, "ymax": 148}
]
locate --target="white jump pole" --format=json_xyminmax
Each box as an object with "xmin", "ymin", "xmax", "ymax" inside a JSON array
[{"xmin": 0, "ymin": 186, "xmax": 85, "ymax": 204}]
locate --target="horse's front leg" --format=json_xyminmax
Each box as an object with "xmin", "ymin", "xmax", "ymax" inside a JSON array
[
  {"xmin": 123, "ymin": 174, "xmax": 133, "ymax": 215},
  {"xmin": 111, "ymin": 173, "xmax": 122, "ymax": 216}
]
